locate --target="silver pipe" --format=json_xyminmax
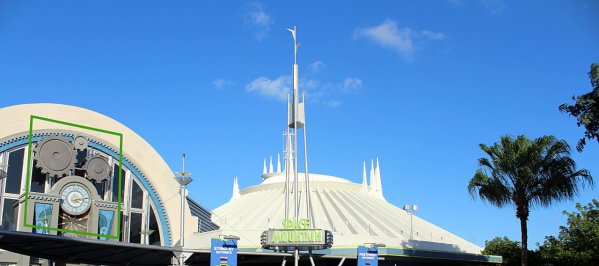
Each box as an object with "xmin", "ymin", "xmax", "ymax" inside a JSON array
[
  {"xmin": 294, "ymin": 249, "xmax": 299, "ymax": 266},
  {"xmin": 284, "ymin": 95, "xmax": 291, "ymax": 220},
  {"xmin": 337, "ymin": 257, "xmax": 346, "ymax": 266},
  {"xmin": 302, "ymin": 94, "xmax": 313, "ymax": 226},
  {"xmin": 293, "ymin": 64, "xmax": 299, "ymax": 219},
  {"xmin": 309, "ymin": 255, "xmax": 316, "ymax": 266}
]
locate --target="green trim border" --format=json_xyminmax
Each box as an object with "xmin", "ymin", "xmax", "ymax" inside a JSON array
[{"xmin": 24, "ymin": 115, "xmax": 123, "ymax": 239}]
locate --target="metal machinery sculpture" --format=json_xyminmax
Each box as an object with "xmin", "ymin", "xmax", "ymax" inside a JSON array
[{"xmin": 20, "ymin": 133, "xmax": 119, "ymax": 239}]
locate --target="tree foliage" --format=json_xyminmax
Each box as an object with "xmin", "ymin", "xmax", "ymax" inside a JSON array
[
  {"xmin": 537, "ymin": 199, "xmax": 599, "ymax": 265},
  {"xmin": 559, "ymin": 63, "xmax": 599, "ymax": 152},
  {"xmin": 468, "ymin": 135, "xmax": 593, "ymax": 266},
  {"xmin": 483, "ymin": 237, "xmax": 522, "ymax": 266}
]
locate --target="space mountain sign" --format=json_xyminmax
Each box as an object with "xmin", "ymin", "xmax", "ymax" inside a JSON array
[{"xmin": 261, "ymin": 219, "xmax": 333, "ymax": 250}]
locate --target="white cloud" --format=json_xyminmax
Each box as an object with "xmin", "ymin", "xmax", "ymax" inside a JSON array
[
  {"xmin": 479, "ymin": 0, "xmax": 507, "ymax": 14},
  {"xmin": 325, "ymin": 100, "xmax": 342, "ymax": 108},
  {"xmin": 246, "ymin": 76, "xmax": 291, "ymax": 102},
  {"xmin": 420, "ymin": 30, "xmax": 446, "ymax": 41},
  {"xmin": 212, "ymin": 78, "xmax": 235, "ymax": 89},
  {"xmin": 246, "ymin": 73, "xmax": 363, "ymax": 107},
  {"xmin": 341, "ymin": 77, "xmax": 363, "ymax": 92},
  {"xmin": 354, "ymin": 19, "xmax": 445, "ymax": 59},
  {"xmin": 308, "ymin": 60, "xmax": 326, "ymax": 73},
  {"xmin": 245, "ymin": 2, "xmax": 275, "ymax": 41}
]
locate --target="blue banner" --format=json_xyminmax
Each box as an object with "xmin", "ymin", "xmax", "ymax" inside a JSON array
[
  {"xmin": 210, "ymin": 238, "xmax": 237, "ymax": 266},
  {"xmin": 357, "ymin": 245, "xmax": 378, "ymax": 266},
  {"xmin": 34, "ymin": 203, "xmax": 53, "ymax": 234},
  {"xmin": 98, "ymin": 210, "xmax": 115, "ymax": 240}
]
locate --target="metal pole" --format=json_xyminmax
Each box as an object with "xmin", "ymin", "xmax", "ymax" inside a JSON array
[
  {"xmin": 285, "ymin": 97, "xmax": 291, "ymax": 220},
  {"xmin": 302, "ymin": 94, "xmax": 313, "ymax": 226},
  {"xmin": 181, "ymin": 185, "xmax": 185, "ymax": 247},
  {"xmin": 293, "ymin": 119, "xmax": 299, "ymax": 219},
  {"xmin": 337, "ymin": 257, "xmax": 346, "ymax": 266},
  {"xmin": 309, "ymin": 255, "xmax": 315, "ymax": 266},
  {"xmin": 281, "ymin": 257, "xmax": 287, "ymax": 266},
  {"xmin": 410, "ymin": 213, "xmax": 413, "ymax": 240},
  {"xmin": 292, "ymin": 28, "xmax": 300, "ymax": 219},
  {"xmin": 294, "ymin": 249, "xmax": 299, "ymax": 266},
  {"xmin": 180, "ymin": 184, "xmax": 185, "ymax": 265}
]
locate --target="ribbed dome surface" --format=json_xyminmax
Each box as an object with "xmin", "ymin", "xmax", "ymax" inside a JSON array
[{"xmin": 212, "ymin": 172, "xmax": 482, "ymax": 254}]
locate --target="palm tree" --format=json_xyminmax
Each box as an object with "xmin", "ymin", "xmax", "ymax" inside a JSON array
[{"xmin": 468, "ymin": 135, "xmax": 592, "ymax": 266}]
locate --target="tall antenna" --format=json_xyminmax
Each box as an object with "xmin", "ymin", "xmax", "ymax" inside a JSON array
[{"xmin": 284, "ymin": 26, "xmax": 314, "ymax": 226}]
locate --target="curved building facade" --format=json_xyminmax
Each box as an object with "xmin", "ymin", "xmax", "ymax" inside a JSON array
[
  {"xmin": 209, "ymin": 165, "xmax": 482, "ymax": 254},
  {"xmin": 0, "ymin": 103, "xmax": 203, "ymax": 264}
]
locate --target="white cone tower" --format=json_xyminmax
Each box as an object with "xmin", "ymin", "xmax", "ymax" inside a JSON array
[
  {"xmin": 361, "ymin": 161, "xmax": 368, "ymax": 192},
  {"xmin": 375, "ymin": 158, "xmax": 384, "ymax": 199},
  {"xmin": 263, "ymin": 159, "xmax": 267, "ymax": 175},
  {"xmin": 230, "ymin": 176, "xmax": 240, "ymax": 201}
]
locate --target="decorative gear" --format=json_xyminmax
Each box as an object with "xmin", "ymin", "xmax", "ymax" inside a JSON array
[
  {"xmin": 73, "ymin": 135, "xmax": 88, "ymax": 151},
  {"xmin": 84, "ymin": 155, "xmax": 111, "ymax": 182},
  {"xmin": 33, "ymin": 135, "xmax": 76, "ymax": 177}
]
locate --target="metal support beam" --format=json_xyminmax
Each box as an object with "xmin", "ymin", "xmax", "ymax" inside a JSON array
[{"xmin": 337, "ymin": 257, "xmax": 346, "ymax": 266}]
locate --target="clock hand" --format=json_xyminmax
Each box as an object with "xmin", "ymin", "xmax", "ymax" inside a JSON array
[{"xmin": 71, "ymin": 196, "xmax": 89, "ymax": 202}]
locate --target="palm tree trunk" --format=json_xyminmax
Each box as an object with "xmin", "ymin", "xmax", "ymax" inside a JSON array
[{"xmin": 519, "ymin": 216, "xmax": 528, "ymax": 266}]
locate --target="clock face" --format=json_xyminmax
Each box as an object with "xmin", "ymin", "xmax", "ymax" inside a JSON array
[{"xmin": 60, "ymin": 183, "xmax": 91, "ymax": 216}]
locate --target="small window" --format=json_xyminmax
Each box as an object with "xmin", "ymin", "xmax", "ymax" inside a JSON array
[
  {"xmin": 94, "ymin": 180, "xmax": 106, "ymax": 199},
  {"xmin": 30, "ymin": 165, "xmax": 45, "ymax": 193},
  {"xmin": 5, "ymin": 149, "xmax": 24, "ymax": 194},
  {"xmin": 130, "ymin": 180, "xmax": 143, "ymax": 209},
  {"xmin": 129, "ymin": 212, "xmax": 142, "ymax": 244},
  {"xmin": 1, "ymin": 199, "xmax": 17, "ymax": 230},
  {"xmin": 111, "ymin": 165, "xmax": 125, "ymax": 202},
  {"xmin": 148, "ymin": 206, "xmax": 161, "ymax": 245}
]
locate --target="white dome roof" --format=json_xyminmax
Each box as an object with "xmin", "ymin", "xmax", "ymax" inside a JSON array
[{"xmin": 211, "ymin": 172, "xmax": 482, "ymax": 254}]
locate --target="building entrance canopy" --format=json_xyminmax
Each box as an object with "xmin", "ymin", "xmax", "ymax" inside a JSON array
[{"xmin": 0, "ymin": 230, "xmax": 179, "ymax": 265}]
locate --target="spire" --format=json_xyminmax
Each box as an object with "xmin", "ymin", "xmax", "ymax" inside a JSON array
[
  {"xmin": 369, "ymin": 159, "xmax": 376, "ymax": 191},
  {"xmin": 361, "ymin": 160, "xmax": 368, "ymax": 192},
  {"xmin": 230, "ymin": 176, "xmax": 240, "ymax": 201},
  {"xmin": 269, "ymin": 156, "xmax": 274, "ymax": 174},
  {"xmin": 277, "ymin": 153, "xmax": 281, "ymax": 172},
  {"xmin": 375, "ymin": 157, "xmax": 384, "ymax": 199},
  {"xmin": 263, "ymin": 159, "xmax": 267, "ymax": 175}
]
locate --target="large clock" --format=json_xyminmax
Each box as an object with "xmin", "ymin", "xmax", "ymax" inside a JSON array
[{"xmin": 60, "ymin": 182, "xmax": 92, "ymax": 216}]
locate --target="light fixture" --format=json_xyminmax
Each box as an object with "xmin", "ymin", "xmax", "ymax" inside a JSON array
[
  {"xmin": 220, "ymin": 234, "xmax": 241, "ymax": 240},
  {"xmin": 363, "ymin": 242, "xmax": 386, "ymax": 248}
]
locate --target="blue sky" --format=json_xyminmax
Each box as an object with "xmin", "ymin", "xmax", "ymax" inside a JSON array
[{"xmin": 1, "ymin": 0, "xmax": 598, "ymax": 248}]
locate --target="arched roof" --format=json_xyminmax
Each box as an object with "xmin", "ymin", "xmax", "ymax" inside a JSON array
[
  {"xmin": 0, "ymin": 103, "xmax": 197, "ymax": 246},
  {"xmin": 212, "ymin": 172, "xmax": 482, "ymax": 254}
]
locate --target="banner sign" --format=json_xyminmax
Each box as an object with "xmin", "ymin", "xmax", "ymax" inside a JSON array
[
  {"xmin": 33, "ymin": 203, "xmax": 53, "ymax": 234},
  {"xmin": 357, "ymin": 245, "xmax": 378, "ymax": 266},
  {"xmin": 261, "ymin": 219, "xmax": 333, "ymax": 249},
  {"xmin": 210, "ymin": 238, "xmax": 238, "ymax": 266},
  {"xmin": 98, "ymin": 210, "xmax": 115, "ymax": 240}
]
